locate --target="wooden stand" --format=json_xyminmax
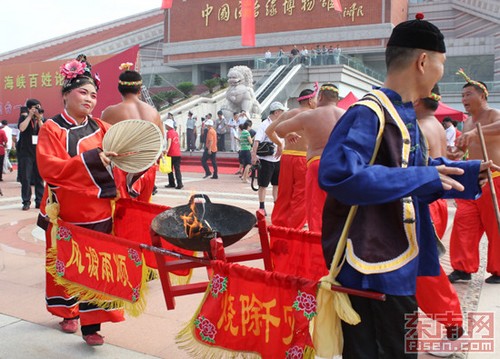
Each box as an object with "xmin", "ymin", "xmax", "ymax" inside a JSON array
[{"xmin": 152, "ymin": 210, "xmax": 272, "ymax": 310}]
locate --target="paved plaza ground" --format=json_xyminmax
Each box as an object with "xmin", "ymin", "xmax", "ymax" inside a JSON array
[{"xmin": 0, "ymin": 166, "xmax": 498, "ymax": 358}]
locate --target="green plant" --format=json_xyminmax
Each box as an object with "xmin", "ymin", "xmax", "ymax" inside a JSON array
[
  {"xmin": 219, "ymin": 77, "xmax": 228, "ymax": 88},
  {"xmin": 151, "ymin": 91, "xmax": 178, "ymax": 110},
  {"xmin": 176, "ymin": 82, "xmax": 194, "ymax": 96},
  {"xmin": 203, "ymin": 78, "xmax": 220, "ymax": 94}
]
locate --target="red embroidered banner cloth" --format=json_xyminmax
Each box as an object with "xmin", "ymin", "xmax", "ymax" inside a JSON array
[
  {"xmin": 53, "ymin": 220, "xmax": 144, "ymax": 303},
  {"xmin": 178, "ymin": 261, "xmax": 317, "ymax": 358}
]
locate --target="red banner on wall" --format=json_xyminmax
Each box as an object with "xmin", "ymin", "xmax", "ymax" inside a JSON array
[
  {"xmin": 241, "ymin": 0, "xmax": 256, "ymax": 47},
  {"xmin": 177, "ymin": 261, "xmax": 317, "ymax": 358},
  {"xmin": 0, "ymin": 45, "xmax": 139, "ymax": 124}
]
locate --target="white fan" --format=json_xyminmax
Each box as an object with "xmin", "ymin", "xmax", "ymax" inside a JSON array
[{"xmin": 102, "ymin": 119, "xmax": 163, "ymax": 173}]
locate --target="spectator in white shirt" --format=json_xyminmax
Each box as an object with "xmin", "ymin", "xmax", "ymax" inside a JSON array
[{"xmin": 443, "ymin": 117, "xmax": 456, "ymax": 147}]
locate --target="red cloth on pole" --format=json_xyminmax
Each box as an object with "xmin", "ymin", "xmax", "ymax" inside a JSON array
[
  {"xmin": 269, "ymin": 225, "xmax": 328, "ymax": 281},
  {"xmin": 161, "ymin": 0, "xmax": 173, "ymax": 9},
  {"xmin": 178, "ymin": 261, "xmax": 316, "ymax": 358},
  {"xmin": 241, "ymin": 0, "xmax": 255, "ymax": 47},
  {"xmin": 271, "ymin": 153, "xmax": 307, "ymax": 229}
]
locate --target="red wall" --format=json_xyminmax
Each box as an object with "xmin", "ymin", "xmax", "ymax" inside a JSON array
[{"xmin": 167, "ymin": 0, "xmax": 384, "ymax": 43}]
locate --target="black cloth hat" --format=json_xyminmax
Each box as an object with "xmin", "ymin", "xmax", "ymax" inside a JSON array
[
  {"xmin": 387, "ymin": 13, "xmax": 446, "ymax": 53},
  {"xmin": 26, "ymin": 99, "xmax": 41, "ymax": 108}
]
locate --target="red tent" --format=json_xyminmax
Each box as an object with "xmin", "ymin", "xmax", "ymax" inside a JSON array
[
  {"xmin": 435, "ymin": 102, "xmax": 467, "ymax": 122},
  {"xmin": 337, "ymin": 91, "xmax": 359, "ymax": 110}
]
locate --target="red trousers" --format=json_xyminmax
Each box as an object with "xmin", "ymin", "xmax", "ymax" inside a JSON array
[
  {"xmin": 305, "ymin": 157, "xmax": 326, "ymax": 233},
  {"xmin": 271, "ymin": 152, "xmax": 307, "ymax": 229},
  {"xmin": 45, "ymin": 230, "xmax": 125, "ymax": 325},
  {"xmin": 417, "ymin": 199, "xmax": 462, "ymax": 328},
  {"xmin": 450, "ymin": 176, "xmax": 500, "ymax": 276}
]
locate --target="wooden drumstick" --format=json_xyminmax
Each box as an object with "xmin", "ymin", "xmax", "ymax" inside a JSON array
[{"xmin": 476, "ymin": 123, "xmax": 500, "ymax": 233}]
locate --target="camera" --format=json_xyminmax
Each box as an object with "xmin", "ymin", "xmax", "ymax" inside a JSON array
[{"xmin": 35, "ymin": 107, "xmax": 44, "ymax": 115}]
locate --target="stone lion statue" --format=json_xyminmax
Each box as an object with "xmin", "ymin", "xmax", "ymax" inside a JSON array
[{"xmin": 220, "ymin": 65, "xmax": 261, "ymax": 118}]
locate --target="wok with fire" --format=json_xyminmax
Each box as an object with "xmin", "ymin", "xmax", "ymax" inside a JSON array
[
  {"xmin": 146, "ymin": 194, "xmax": 384, "ymax": 310},
  {"xmin": 151, "ymin": 194, "xmax": 257, "ymax": 252}
]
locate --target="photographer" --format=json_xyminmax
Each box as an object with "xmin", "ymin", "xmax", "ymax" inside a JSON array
[{"xmin": 17, "ymin": 99, "xmax": 45, "ymax": 210}]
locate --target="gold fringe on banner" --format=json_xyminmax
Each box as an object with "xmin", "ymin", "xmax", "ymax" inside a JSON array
[
  {"xmin": 175, "ymin": 284, "xmax": 316, "ymax": 359},
  {"xmin": 46, "ymin": 247, "xmax": 149, "ymax": 317}
]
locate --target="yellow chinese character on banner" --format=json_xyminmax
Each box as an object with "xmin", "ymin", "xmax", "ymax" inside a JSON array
[
  {"xmin": 100, "ymin": 252, "xmax": 114, "ymax": 283},
  {"xmin": 202, "ymin": 4, "xmax": 214, "ymax": 26},
  {"xmin": 29, "ymin": 73, "xmax": 38, "ymax": 88},
  {"xmin": 85, "ymin": 246, "xmax": 100, "ymax": 280},
  {"xmin": 283, "ymin": 0, "xmax": 295, "ymax": 16},
  {"xmin": 16, "ymin": 75, "xmax": 26, "ymax": 89},
  {"xmin": 4, "ymin": 76, "xmax": 14, "ymax": 90},
  {"xmin": 55, "ymin": 72, "xmax": 64, "ymax": 87},
  {"xmin": 240, "ymin": 294, "xmax": 280, "ymax": 343},
  {"xmin": 41, "ymin": 72, "xmax": 52, "ymax": 87},
  {"xmin": 302, "ymin": 0, "xmax": 315, "ymax": 11},
  {"xmin": 282, "ymin": 305, "xmax": 296, "ymax": 345},
  {"xmin": 344, "ymin": 2, "xmax": 364, "ymax": 22},
  {"xmin": 66, "ymin": 239, "xmax": 85, "ymax": 274},
  {"xmin": 218, "ymin": 3, "xmax": 231, "ymax": 21},
  {"xmin": 113, "ymin": 254, "xmax": 131, "ymax": 287},
  {"xmin": 266, "ymin": 0, "xmax": 278, "ymax": 16},
  {"xmin": 217, "ymin": 292, "xmax": 239, "ymax": 336}
]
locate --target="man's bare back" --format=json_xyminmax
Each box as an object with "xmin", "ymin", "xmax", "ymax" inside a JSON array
[
  {"xmin": 275, "ymin": 103, "xmax": 345, "ymax": 160},
  {"xmin": 101, "ymin": 96, "xmax": 164, "ymax": 136},
  {"xmin": 418, "ymin": 115, "xmax": 447, "ymax": 158},
  {"xmin": 266, "ymin": 107, "xmax": 309, "ymax": 152}
]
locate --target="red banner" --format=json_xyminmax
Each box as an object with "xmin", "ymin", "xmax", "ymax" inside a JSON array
[
  {"xmin": 241, "ymin": 0, "xmax": 256, "ymax": 47},
  {"xmin": 333, "ymin": 0, "xmax": 343, "ymax": 12},
  {"xmin": 161, "ymin": 0, "xmax": 173, "ymax": 9},
  {"xmin": 269, "ymin": 225, "xmax": 328, "ymax": 281},
  {"xmin": 177, "ymin": 261, "xmax": 317, "ymax": 358},
  {"xmin": 47, "ymin": 220, "xmax": 147, "ymax": 315},
  {"xmin": 113, "ymin": 198, "xmax": 196, "ymax": 277},
  {"xmin": 0, "ymin": 46, "xmax": 139, "ymax": 124}
]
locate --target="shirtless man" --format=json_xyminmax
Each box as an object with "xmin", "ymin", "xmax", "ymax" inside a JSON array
[
  {"xmin": 101, "ymin": 64, "xmax": 164, "ymax": 201},
  {"xmin": 265, "ymin": 88, "xmax": 317, "ymax": 229},
  {"xmin": 447, "ymin": 75, "xmax": 500, "ymax": 284},
  {"xmin": 274, "ymin": 84, "xmax": 345, "ymax": 232}
]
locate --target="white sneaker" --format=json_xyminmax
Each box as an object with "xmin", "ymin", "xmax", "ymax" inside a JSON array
[{"xmin": 426, "ymin": 335, "xmax": 469, "ymax": 357}]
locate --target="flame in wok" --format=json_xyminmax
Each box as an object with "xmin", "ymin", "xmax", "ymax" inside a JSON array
[{"xmin": 180, "ymin": 198, "xmax": 213, "ymax": 239}]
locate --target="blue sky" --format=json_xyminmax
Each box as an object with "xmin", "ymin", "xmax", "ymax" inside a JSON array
[{"xmin": 0, "ymin": 0, "xmax": 162, "ymax": 53}]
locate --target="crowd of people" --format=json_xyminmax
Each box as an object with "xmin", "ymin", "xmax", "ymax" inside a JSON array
[{"xmin": 264, "ymin": 43, "xmax": 342, "ymax": 67}]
